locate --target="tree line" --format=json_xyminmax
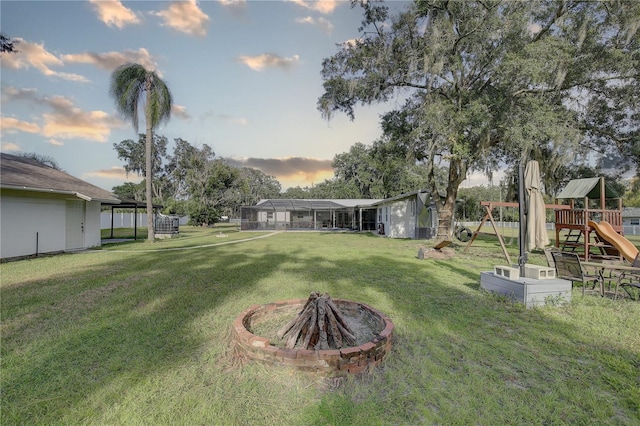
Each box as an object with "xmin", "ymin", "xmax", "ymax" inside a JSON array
[
  {"xmin": 112, "ymin": 130, "xmax": 632, "ymax": 227},
  {"xmin": 116, "ymin": 0, "xmax": 639, "ymax": 236}
]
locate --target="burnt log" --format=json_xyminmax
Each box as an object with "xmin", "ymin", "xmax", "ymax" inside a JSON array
[{"xmin": 277, "ymin": 292, "xmax": 356, "ymax": 350}]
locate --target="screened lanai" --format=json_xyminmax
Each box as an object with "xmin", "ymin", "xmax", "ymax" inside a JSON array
[{"xmin": 240, "ymin": 199, "xmax": 380, "ymax": 231}]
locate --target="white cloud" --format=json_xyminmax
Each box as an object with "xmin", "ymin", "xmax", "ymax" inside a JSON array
[
  {"xmin": 227, "ymin": 156, "xmax": 333, "ymax": 189},
  {"xmin": 0, "ymin": 39, "xmax": 87, "ymax": 82},
  {"xmin": 295, "ymin": 16, "xmax": 333, "ymax": 34},
  {"xmin": 342, "ymin": 38, "xmax": 360, "ymax": 48},
  {"xmin": 1, "ymin": 87, "xmax": 39, "ymax": 103},
  {"xmin": 1, "ymin": 142, "xmax": 21, "ymax": 152},
  {"xmin": 1, "ymin": 87, "xmax": 124, "ymax": 143},
  {"xmin": 286, "ymin": 0, "xmax": 339, "ymax": 14},
  {"xmin": 171, "ymin": 105, "xmax": 191, "ymax": 120},
  {"xmin": 41, "ymin": 96, "xmax": 119, "ymax": 142},
  {"xmin": 89, "ymin": 0, "xmax": 140, "ymax": 29},
  {"xmin": 62, "ymin": 48, "xmax": 158, "ymax": 73},
  {"xmin": 0, "ymin": 116, "xmax": 41, "ymax": 134},
  {"xmin": 237, "ymin": 53, "xmax": 300, "ymax": 71},
  {"xmin": 85, "ymin": 167, "xmax": 143, "ymax": 181},
  {"xmin": 218, "ymin": 0, "xmax": 247, "ymax": 16},
  {"xmin": 155, "ymin": 0, "xmax": 209, "ymax": 37}
]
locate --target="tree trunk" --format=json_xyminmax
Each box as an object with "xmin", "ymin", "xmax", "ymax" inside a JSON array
[
  {"xmin": 436, "ymin": 157, "xmax": 466, "ymax": 240},
  {"xmin": 145, "ymin": 85, "xmax": 155, "ymax": 242}
]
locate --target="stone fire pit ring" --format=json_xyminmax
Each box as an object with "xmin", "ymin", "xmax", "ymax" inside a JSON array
[{"xmin": 232, "ymin": 298, "xmax": 394, "ymax": 375}]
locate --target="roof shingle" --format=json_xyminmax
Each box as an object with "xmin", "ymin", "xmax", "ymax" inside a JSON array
[{"xmin": 1, "ymin": 153, "xmax": 120, "ymax": 203}]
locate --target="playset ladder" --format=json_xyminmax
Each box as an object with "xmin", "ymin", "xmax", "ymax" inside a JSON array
[{"xmin": 560, "ymin": 229, "xmax": 583, "ymax": 252}]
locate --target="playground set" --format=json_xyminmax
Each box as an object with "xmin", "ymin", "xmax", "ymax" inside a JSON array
[{"xmin": 466, "ymin": 177, "xmax": 637, "ymax": 263}]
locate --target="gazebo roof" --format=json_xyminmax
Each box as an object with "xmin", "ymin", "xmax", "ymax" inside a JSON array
[{"xmin": 104, "ymin": 198, "xmax": 162, "ymax": 209}]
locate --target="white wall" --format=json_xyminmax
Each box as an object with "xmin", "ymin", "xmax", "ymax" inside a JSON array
[
  {"xmin": 1, "ymin": 192, "xmax": 67, "ymax": 258},
  {"xmin": 389, "ymin": 199, "xmax": 415, "ymax": 239},
  {"xmin": 0, "ymin": 191, "xmax": 104, "ymax": 259},
  {"xmin": 85, "ymin": 201, "xmax": 102, "ymax": 248},
  {"xmin": 376, "ymin": 198, "xmax": 418, "ymax": 238}
]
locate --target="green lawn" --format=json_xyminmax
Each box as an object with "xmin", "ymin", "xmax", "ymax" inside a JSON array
[{"xmin": 2, "ymin": 226, "xmax": 639, "ymax": 425}]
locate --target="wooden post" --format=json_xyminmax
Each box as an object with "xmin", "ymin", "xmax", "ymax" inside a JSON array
[
  {"xmin": 464, "ymin": 203, "xmax": 512, "ymax": 264},
  {"xmin": 600, "ymin": 177, "xmax": 605, "ymax": 211}
]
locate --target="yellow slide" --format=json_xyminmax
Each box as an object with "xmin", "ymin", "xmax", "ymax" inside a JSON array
[{"xmin": 588, "ymin": 220, "xmax": 639, "ymax": 263}]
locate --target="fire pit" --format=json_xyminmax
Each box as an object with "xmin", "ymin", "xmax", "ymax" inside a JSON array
[{"xmin": 232, "ymin": 293, "xmax": 394, "ymax": 375}]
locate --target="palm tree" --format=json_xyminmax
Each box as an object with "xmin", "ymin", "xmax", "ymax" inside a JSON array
[{"xmin": 109, "ymin": 63, "xmax": 172, "ymax": 241}]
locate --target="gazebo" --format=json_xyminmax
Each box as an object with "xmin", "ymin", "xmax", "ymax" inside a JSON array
[{"xmin": 103, "ymin": 199, "xmax": 163, "ymax": 240}]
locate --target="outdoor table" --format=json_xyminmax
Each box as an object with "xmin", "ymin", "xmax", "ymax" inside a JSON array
[{"xmin": 581, "ymin": 261, "xmax": 640, "ymax": 297}]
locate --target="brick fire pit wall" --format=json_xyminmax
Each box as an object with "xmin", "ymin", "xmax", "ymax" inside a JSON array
[{"xmin": 232, "ymin": 298, "xmax": 394, "ymax": 375}]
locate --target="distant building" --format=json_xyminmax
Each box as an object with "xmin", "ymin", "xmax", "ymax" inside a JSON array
[
  {"xmin": 240, "ymin": 190, "xmax": 438, "ymax": 239},
  {"xmin": 622, "ymin": 207, "xmax": 640, "ymax": 236}
]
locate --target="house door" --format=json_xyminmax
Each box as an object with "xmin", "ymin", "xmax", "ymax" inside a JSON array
[{"xmin": 65, "ymin": 200, "xmax": 85, "ymax": 250}]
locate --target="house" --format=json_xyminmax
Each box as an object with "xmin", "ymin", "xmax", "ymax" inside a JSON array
[
  {"xmin": 1, "ymin": 153, "xmax": 120, "ymax": 259},
  {"xmin": 622, "ymin": 207, "xmax": 640, "ymax": 236},
  {"xmin": 240, "ymin": 190, "xmax": 438, "ymax": 239},
  {"xmin": 622, "ymin": 207, "xmax": 640, "ymax": 226},
  {"xmin": 370, "ymin": 190, "xmax": 438, "ymax": 239},
  {"xmin": 241, "ymin": 198, "xmax": 381, "ymax": 231}
]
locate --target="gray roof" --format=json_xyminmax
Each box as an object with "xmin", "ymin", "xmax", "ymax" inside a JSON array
[
  {"xmin": 556, "ymin": 177, "xmax": 619, "ymax": 199},
  {"xmin": 1, "ymin": 153, "xmax": 120, "ymax": 203},
  {"xmin": 253, "ymin": 198, "xmax": 382, "ymax": 210},
  {"xmin": 251, "ymin": 191, "xmax": 433, "ymax": 211},
  {"xmin": 623, "ymin": 207, "xmax": 640, "ymax": 218},
  {"xmin": 369, "ymin": 189, "xmax": 431, "ymax": 206}
]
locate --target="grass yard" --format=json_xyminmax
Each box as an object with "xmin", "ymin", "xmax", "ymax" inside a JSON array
[{"xmin": 2, "ymin": 225, "xmax": 639, "ymax": 425}]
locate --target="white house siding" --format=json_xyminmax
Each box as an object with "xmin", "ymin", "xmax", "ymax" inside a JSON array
[
  {"xmin": 388, "ymin": 199, "xmax": 416, "ymax": 239},
  {"xmin": 84, "ymin": 201, "xmax": 102, "ymax": 249},
  {"xmin": 0, "ymin": 190, "xmax": 102, "ymax": 259},
  {"xmin": 1, "ymin": 192, "xmax": 66, "ymax": 258}
]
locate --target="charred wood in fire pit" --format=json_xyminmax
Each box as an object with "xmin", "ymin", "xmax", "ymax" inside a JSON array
[{"xmin": 277, "ymin": 292, "xmax": 356, "ymax": 350}]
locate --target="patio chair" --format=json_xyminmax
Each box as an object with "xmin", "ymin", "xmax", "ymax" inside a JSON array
[
  {"xmin": 544, "ymin": 247, "xmax": 560, "ymax": 268},
  {"xmin": 551, "ymin": 251, "xmax": 602, "ymax": 296},
  {"xmin": 614, "ymin": 253, "xmax": 640, "ymax": 301}
]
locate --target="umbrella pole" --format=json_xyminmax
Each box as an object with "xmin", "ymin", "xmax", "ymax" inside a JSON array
[{"xmin": 518, "ymin": 161, "xmax": 528, "ymax": 276}]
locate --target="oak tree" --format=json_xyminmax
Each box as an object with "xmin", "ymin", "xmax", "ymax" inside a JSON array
[{"xmin": 319, "ymin": 0, "xmax": 639, "ymax": 238}]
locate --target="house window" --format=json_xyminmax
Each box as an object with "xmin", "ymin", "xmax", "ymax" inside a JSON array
[
  {"xmin": 409, "ymin": 200, "xmax": 416, "ymax": 215},
  {"xmin": 267, "ymin": 212, "xmax": 274, "ymax": 220},
  {"xmin": 297, "ymin": 212, "xmax": 304, "ymax": 219},
  {"xmin": 631, "ymin": 219, "xmax": 640, "ymax": 226}
]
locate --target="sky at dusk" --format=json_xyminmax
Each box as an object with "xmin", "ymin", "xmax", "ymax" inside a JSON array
[{"xmin": 1, "ymin": 0, "xmax": 493, "ymax": 191}]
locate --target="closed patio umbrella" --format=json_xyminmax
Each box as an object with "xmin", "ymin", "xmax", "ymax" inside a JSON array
[{"xmin": 524, "ymin": 160, "xmax": 549, "ymax": 251}]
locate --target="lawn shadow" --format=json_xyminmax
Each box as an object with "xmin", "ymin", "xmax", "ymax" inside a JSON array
[
  {"xmin": 2, "ymin": 232, "xmax": 638, "ymax": 424},
  {"xmin": 1, "ymin": 245, "xmax": 296, "ymax": 423}
]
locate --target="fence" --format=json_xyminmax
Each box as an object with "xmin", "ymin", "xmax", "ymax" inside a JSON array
[
  {"xmin": 100, "ymin": 215, "xmax": 640, "ymax": 236},
  {"xmin": 462, "ymin": 221, "xmax": 640, "ymax": 236},
  {"xmin": 100, "ymin": 212, "xmax": 188, "ymax": 229}
]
